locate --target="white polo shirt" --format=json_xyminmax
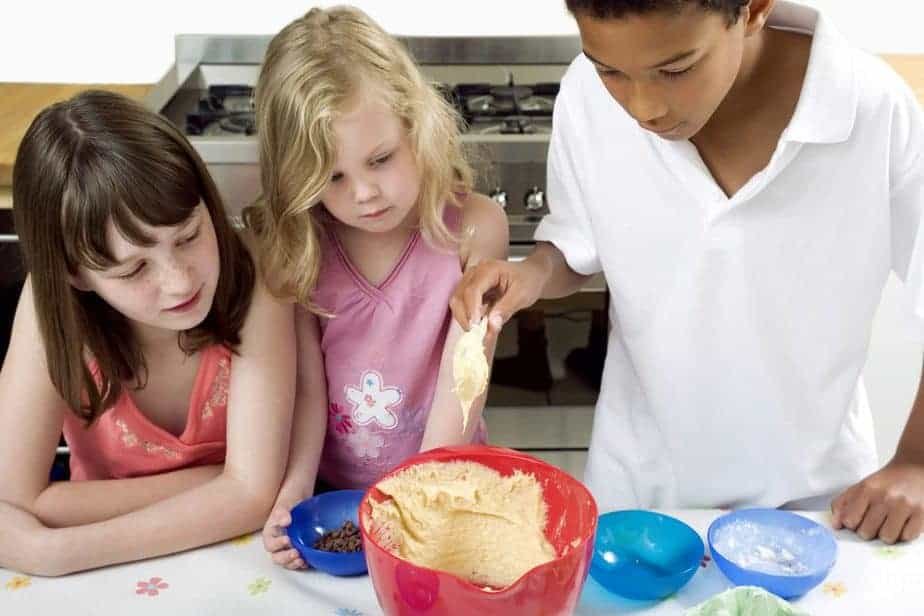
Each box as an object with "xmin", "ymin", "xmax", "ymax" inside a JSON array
[{"xmin": 535, "ymin": 2, "xmax": 924, "ymax": 510}]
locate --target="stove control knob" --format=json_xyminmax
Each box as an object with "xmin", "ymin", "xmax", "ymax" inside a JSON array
[
  {"xmin": 524, "ymin": 186, "xmax": 546, "ymax": 212},
  {"xmin": 489, "ymin": 187, "xmax": 508, "ymax": 209}
]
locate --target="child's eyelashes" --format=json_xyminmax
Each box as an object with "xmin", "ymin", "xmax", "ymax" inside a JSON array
[
  {"xmin": 371, "ymin": 152, "xmax": 393, "ymax": 167},
  {"xmin": 177, "ymin": 228, "xmax": 200, "ymax": 246},
  {"xmin": 329, "ymin": 152, "xmax": 393, "ymax": 183},
  {"xmin": 595, "ymin": 64, "xmax": 697, "ymax": 81},
  {"xmin": 118, "ymin": 262, "xmax": 146, "ymax": 280},
  {"xmin": 596, "ymin": 67, "xmax": 626, "ymax": 79},
  {"xmin": 660, "ymin": 64, "xmax": 696, "ymax": 80}
]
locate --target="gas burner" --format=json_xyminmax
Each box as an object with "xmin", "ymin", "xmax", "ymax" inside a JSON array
[
  {"xmin": 205, "ymin": 85, "xmax": 254, "ymax": 112},
  {"xmin": 452, "ymin": 81, "xmax": 558, "ymax": 127},
  {"xmin": 185, "ymin": 84, "xmax": 256, "ymax": 136},
  {"xmin": 516, "ymin": 96, "xmax": 555, "ymax": 114},
  {"xmin": 473, "ymin": 117, "xmax": 552, "ymax": 135},
  {"xmin": 218, "ymin": 114, "xmax": 255, "ymax": 135}
]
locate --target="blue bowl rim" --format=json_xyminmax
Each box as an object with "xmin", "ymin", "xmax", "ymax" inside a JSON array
[
  {"xmin": 593, "ymin": 509, "xmax": 706, "ymax": 580},
  {"xmin": 287, "ymin": 489, "xmax": 367, "ymax": 560},
  {"xmin": 706, "ymin": 508, "xmax": 838, "ymax": 581}
]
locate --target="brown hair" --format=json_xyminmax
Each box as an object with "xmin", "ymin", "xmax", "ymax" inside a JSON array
[
  {"xmin": 244, "ymin": 5, "xmax": 473, "ymax": 310},
  {"xmin": 12, "ymin": 90, "xmax": 255, "ymax": 423}
]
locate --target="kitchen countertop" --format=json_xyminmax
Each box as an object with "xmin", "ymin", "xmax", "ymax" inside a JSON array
[
  {"xmin": 2, "ymin": 54, "xmax": 924, "ymax": 207},
  {"xmin": 0, "ymin": 510, "xmax": 918, "ymax": 615}
]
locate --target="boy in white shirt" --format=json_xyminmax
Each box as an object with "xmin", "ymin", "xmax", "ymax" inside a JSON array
[{"xmin": 452, "ymin": 0, "xmax": 924, "ymax": 544}]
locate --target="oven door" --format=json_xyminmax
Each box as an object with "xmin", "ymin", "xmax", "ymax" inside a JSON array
[{"xmin": 0, "ymin": 216, "xmax": 25, "ymax": 368}]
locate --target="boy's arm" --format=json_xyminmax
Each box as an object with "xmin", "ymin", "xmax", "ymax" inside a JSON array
[
  {"xmin": 831, "ymin": 361, "xmax": 924, "ymax": 543},
  {"xmin": 450, "ymin": 241, "xmax": 591, "ymax": 335},
  {"xmin": 0, "ymin": 281, "xmax": 297, "ymax": 576}
]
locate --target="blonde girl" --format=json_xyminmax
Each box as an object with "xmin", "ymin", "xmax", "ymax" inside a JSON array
[{"xmin": 249, "ymin": 6, "xmax": 508, "ymax": 569}]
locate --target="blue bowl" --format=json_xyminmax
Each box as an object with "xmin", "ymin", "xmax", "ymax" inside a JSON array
[
  {"xmin": 707, "ymin": 508, "xmax": 837, "ymax": 599},
  {"xmin": 590, "ymin": 510, "xmax": 704, "ymax": 600},
  {"xmin": 287, "ymin": 489, "xmax": 368, "ymax": 576}
]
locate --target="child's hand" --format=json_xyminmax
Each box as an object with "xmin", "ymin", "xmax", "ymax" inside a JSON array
[
  {"xmin": 262, "ymin": 504, "xmax": 306, "ymax": 569},
  {"xmin": 831, "ymin": 459, "xmax": 924, "ymax": 544},
  {"xmin": 451, "ymin": 259, "xmax": 542, "ymax": 336}
]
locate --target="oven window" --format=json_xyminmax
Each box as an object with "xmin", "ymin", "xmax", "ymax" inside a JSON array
[{"xmin": 0, "ymin": 212, "xmax": 24, "ymax": 368}]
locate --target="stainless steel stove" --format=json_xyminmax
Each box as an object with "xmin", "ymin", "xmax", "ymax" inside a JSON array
[{"xmin": 149, "ymin": 35, "xmax": 585, "ymax": 253}]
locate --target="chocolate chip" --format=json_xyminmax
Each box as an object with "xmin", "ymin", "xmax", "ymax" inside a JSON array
[{"xmin": 314, "ymin": 520, "xmax": 362, "ymax": 552}]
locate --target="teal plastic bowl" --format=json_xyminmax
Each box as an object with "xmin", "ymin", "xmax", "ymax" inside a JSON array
[{"xmin": 590, "ymin": 510, "xmax": 704, "ymax": 600}]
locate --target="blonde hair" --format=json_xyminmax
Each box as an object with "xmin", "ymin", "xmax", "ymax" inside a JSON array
[{"xmin": 245, "ymin": 5, "xmax": 474, "ymax": 309}]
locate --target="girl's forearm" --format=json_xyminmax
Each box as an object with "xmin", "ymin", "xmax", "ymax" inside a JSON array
[
  {"xmin": 275, "ymin": 393, "xmax": 327, "ymax": 508},
  {"xmin": 33, "ymin": 464, "xmax": 223, "ymax": 528},
  {"xmin": 419, "ymin": 321, "xmax": 499, "ymax": 452},
  {"xmin": 46, "ymin": 471, "xmax": 276, "ymax": 575}
]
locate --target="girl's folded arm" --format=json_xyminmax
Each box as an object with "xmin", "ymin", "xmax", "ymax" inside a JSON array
[
  {"xmin": 0, "ymin": 278, "xmax": 70, "ymax": 513},
  {"xmin": 34, "ymin": 280, "xmax": 295, "ymax": 575},
  {"xmin": 0, "ymin": 281, "xmax": 228, "ymax": 529}
]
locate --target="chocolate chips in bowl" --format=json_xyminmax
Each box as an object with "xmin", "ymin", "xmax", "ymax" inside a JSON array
[
  {"xmin": 287, "ymin": 489, "xmax": 368, "ymax": 576},
  {"xmin": 314, "ymin": 520, "xmax": 362, "ymax": 553}
]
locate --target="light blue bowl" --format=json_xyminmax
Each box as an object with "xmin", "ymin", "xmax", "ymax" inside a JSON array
[
  {"xmin": 590, "ymin": 510, "xmax": 704, "ymax": 600},
  {"xmin": 707, "ymin": 508, "xmax": 837, "ymax": 599},
  {"xmin": 287, "ymin": 489, "xmax": 368, "ymax": 576}
]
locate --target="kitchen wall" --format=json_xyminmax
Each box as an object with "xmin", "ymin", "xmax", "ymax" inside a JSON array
[{"xmin": 5, "ymin": 0, "xmax": 924, "ymax": 462}]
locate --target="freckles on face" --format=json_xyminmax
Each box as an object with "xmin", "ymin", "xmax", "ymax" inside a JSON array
[{"xmin": 75, "ymin": 204, "xmax": 221, "ymax": 332}]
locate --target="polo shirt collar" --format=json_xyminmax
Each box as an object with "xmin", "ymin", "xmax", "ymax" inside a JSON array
[{"xmin": 773, "ymin": 2, "xmax": 858, "ymax": 145}]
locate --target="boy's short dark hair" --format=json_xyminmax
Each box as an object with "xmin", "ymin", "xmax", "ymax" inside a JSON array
[{"xmin": 565, "ymin": 0, "xmax": 749, "ymax": 25}]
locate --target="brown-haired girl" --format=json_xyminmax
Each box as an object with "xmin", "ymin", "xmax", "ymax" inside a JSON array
[{"xmin": 0, "ymin": 90, "xmax": 295, "ymax": 575}]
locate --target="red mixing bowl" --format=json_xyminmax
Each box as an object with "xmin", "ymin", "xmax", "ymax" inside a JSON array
[{"xmin": 359, "ymin": 445, "xmax": 598, "ymax": 616}]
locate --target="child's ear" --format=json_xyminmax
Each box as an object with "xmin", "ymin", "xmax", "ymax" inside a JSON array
[
  {"xmin": 742, "ymin": 0, "xmax": 774, "ymax": 37},
  {"xmin": 68, "ymin": 272, "xmax": 92, "ymax": 292}
]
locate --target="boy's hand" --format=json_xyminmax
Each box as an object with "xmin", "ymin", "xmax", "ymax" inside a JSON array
[
  {"xmin": 831, "ymin": 459, "xmax": 924, "ymax": 544},
  {"xmin": 262, "ymin": 504, "xmax": 306, "ymax": 570},
  {"xmin": 451, "ymin": 258, "xmax": 544, "ymax": 336}
]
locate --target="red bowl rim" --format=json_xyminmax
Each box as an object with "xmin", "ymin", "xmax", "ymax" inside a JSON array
[{"xmin": 358, "ymin": 444, "xmax": 599, "ymax": 595}]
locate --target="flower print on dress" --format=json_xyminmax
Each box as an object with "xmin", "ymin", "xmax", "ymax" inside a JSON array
[
  {"xmin": 349, "ymin": 427, "xmax": 385, "ymax": 459},
  {"xmin": 345, "ymin": 370, "xmax": 401, "ymax": 429},
  {"xmin": 201, "ymin": 355, "xmax": 230, "ymax": 420},
  {"xmin": 329, "ymin": 402, "xmax": 356, "ymax": 435}
]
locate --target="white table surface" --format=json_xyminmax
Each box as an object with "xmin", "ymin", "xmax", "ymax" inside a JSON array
[{"xmin": 1, "ymin": 510, "xmax": 920, "ymax": 615}]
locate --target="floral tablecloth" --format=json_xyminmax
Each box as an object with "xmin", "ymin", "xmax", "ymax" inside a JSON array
[{"xmin": 1, "ymin": 510, "xmax": 920, "ymax": 615}]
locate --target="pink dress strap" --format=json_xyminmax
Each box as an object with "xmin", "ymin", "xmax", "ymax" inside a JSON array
[{"xmin": 63, "ymin": 344, "xmax": 231, "ymax": 480}]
